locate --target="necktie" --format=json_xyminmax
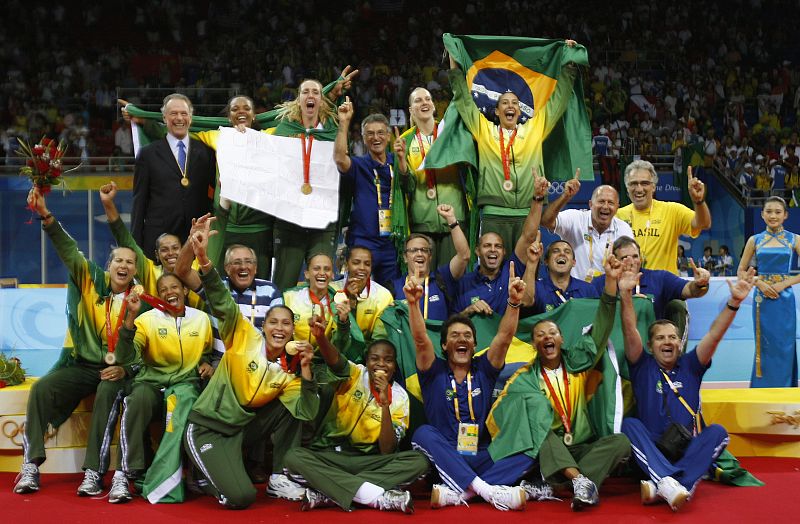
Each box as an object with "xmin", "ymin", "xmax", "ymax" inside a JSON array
[{"xmin": 177, "ymin": 141, "xmax": 186, "ymax": 172}]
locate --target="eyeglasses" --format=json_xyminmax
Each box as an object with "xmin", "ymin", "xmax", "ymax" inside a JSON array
[
  {"xmin": 405, "ymin": 247, "xmax": 431, "ymax": 254},
  {"xmin": 627, "ymin": 180, "xmax": 653, "ymax": 188},
  {"xmin": 364, "ymin": 130, "xmax": 388, "ymax": 138},
  {"xmin": 227, "ymin": 258, "xmax": 256, "ymax": 267}
]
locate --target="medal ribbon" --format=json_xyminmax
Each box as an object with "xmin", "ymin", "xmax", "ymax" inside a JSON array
[
  {"xmin": 422, "ymin": 276, "xmax": 429, "ymax": 320},
  {"xmin": 498, "ymin": 127, "xmax": 518, "ymax": 184},
  {"xmin": 137, "ymin": 292, "xmax": 183, "ymax": 316},
  {"xmin": 415, "ymin": 127, "xmax": 438, "ymax": 191},
  {"xmin": 451, "ymin": 373, "xmax": 476, "ymax": 422},
  {"xmin": 370, "ymin": 380, "xmax": 393, "ymax": 407},
  {"xmin": 301, "ymin": 132, "xmax": 314, "ymax": 188},
  {"xmin": 541, "ymin": 365, "xmax": 572, "ymax": 435},
  {"xmin": 105, "ymin": 288, "xmax": 131, "ymax": 355},
  {"xmin": 309, "ymin": 288, "xmax": 332, "ymax": 320},
  {"xmin": 279, "ymin": 353, "xmax": 300, "ymax": 374}
]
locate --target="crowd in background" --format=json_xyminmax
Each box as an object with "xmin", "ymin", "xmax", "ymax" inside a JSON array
[{"xmin": 1, "ymin": 0, "xmax": 799, "ymax": 197}]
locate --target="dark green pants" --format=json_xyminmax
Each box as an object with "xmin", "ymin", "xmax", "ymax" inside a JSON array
[
  {"xmin": 539, "ymin": 430, "xmax": 631, "ymax": 489},
  {"xmin": 23, "ymin": 364, "xmax": 128, "ymax": 473},
  {"xmin": 284, "ymin": 447, "xmax": 429, "ymax": 510},
  {"xmin": 183, "ymin": 401, "xmax": 301, "ymax": 509},
  {"xmin": 242, "ymin": 401, "xmax": 302, "ymax": 474},
  {"xmin": 480, "ymin": 213, "xmax": 526, "ymax": 255},
  {"xmin": 273, "ymin": 219, "xmax": 337, "ymax": 291}
]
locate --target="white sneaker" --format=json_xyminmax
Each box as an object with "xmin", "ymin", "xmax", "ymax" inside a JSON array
[
  {"xmin": 640, "ymin": 480, "xmax": 659, "ymax": 505},
  {"xmin": 520, "ymin": 479, "xmax": 561, "ymax": 501},
  {"xmin": 570, "ymin": 474, "xmax": 599, "ymax": 511},
  {"xmin": 488, "ymin": 485, "xmax": 527, "ymax": 511},
  {"xmin": 108, "ymin": 472, "xmax": 132, "ymax": 504},
  {"xmin": 266, "ymin": 473, "xmax": 305, "ymax": 501},
  {"xmin": 430, "ymin": 484, "xmax": 468, "ymax": 509},
  {"xmin": 656, "ymin": 476, "xmax": 690, "ymax": 512},
  {"xmin": 77, "ymin": 468, "xmax": 103, "ymax": 496},
  {"xmin": 14, "ymin": 463, "xmax": 40, "ymax": 494},
  {"xmin": 376, "ymin": 489, "xmax": 414, "ymax": 514}
]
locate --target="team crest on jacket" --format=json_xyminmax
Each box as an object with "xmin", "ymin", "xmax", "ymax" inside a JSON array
[
  {"xmin": 158, "ymin": 328, "xmax": 168, "ymax": 338},
  {"xmin": 353, "ymin": 390, "xmax": 363, "ymax": 400},
  {"xmin": 248, "ymin": 360, "xmax": 258, "ymax": 373}
]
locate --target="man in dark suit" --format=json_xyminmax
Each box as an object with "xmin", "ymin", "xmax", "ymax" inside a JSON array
[{"xmin": 131, "ymin": 93, "xmax": 216, "ymax": 258}]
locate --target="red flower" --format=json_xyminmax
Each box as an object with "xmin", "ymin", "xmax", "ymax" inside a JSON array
[
  {"xmin": 51, "ymin": 168, "xmax": 62, "ymax": 178},
  {"xmin": 36, "ymin": 160, "xmax": 49, "ymax": 173},
  {"xmin": 32, "ymin": 145, "xmax": 45, "ymax": 156},
  {"xmin": 0, "ymin": 380, "xmax": 7, "ymax": 389}
]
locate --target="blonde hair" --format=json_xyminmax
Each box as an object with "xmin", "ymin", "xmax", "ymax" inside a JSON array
[{"xmin": 275, "ymin": 79, "xmax": 338, "ymax": 125}]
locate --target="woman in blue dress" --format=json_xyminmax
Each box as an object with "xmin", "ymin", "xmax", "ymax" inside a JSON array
[{"xmin": 738, "ymin": 196, "xmax": 800, "ymax": 387}]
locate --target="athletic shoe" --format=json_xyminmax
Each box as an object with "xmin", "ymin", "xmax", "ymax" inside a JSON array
[
  {"xmin": 488, "ymin": 485, "xmax": 527, "ymax": 511},
  {"xmin": 657, "ymin": 476, "xmax": 690, "ymax": 512},
  {"xmin": 13, "ymin": 463, "xmax": 40, "ymax": 494},
  {"xmin": 520, "ymin": 479, "xmax": 561, "ymax": 501},
  {"xmin": 376, "ymin": 489, "xmax": 414, "ymax": 514},
  {"xmin": 430, "ymin": 484, "xmax": 468, "ymax": 509},
  {"xmin": 266, "ymin": 473, "xmax": 305, "ymax": 501},
  {"xmin": 300, "ymin": 488, "xmax": 336, "ymax": 511},
  {"xmin": 571, "ymin": 474, "xmax": 599, "ymax": 511},
  {"xmin": 640, "ymin": 479, "xmax": 659, "ymax": 505},
  {"xmin": 77, "ymin": 468, "xmax": 103, "ymax": 496},
  {"xmin": 108, "ymin": 472, "xmax": 132, "ymax": 504}
]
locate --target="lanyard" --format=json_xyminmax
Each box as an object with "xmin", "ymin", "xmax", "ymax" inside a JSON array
[
  {"xmin": 105, "ymin": 289, "xmax": 130, "ymax": 355},
  {"xmin": 451, "ymin": 373, "xmax": 475, "ymax": 422},
  {"xmin": 374, "ymin": 166, "xmax": 394, "ymax": 209},
  {"xmin": 415, "ymin": 127, "xmax": 438, "ymax": 190},
  {"xmin": 278, "ymin": 353, "xmax": 299, "ymax": 374},
  {"xmin": 498, "ymin": 127, "xmax": 518, "ymax": 183},
  {"xmin": 301, "ymin": 133, "xmax": 315, "ymax": 187},
  {"xmin": 249, "ymin": 289, "xmax": 257, "ymax": 325},
  {"xmin": 541, "ymin": 365, "xmax": 572, "ymax": 434},
  {"xmin": 423, "ymin": 276, "xmax": 430, "ymax": 319},
  {"xmin": 555, "ymin": 289, "xmax": 568, "ymax": 304},
  {"xmin": 586, "ymin": 232, "xmax": 611, "ymax": 275}
]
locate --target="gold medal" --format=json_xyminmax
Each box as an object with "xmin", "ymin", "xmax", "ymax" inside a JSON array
[
  {"xmin": 180, "ymin": 176, "xmax": 190, "ymax": 187},
  {"xmin": 132, "ymin": 284, "xmax": 144, "ymax": 296},
  {"xmin": 104, "ymin": 352, "xmax": 116, "ymax": 365},
  {"xmin": 284, "ymin": 341, "xmax": 299, "ymax": 356},
  {"xmin": 301, "ymin": 183, "xmax": 312, "ymax": 195},
  {"xmin": 333, "ymin": 292, "xmax": 348, "ymax": 305},
  {"xmin": 755, "ymin": 294, "xmax": 763, "ymax": 303},
  {"xmin": 502, "ymin": 180, "xmax": 513, "ymax": 191},
  {"xmin": 426, "ymin": 188, "xmax": 437, "ymax": 200},
  {"xmin": 563, "ymin": 432, "xmax": 573, "ymax": 446}
]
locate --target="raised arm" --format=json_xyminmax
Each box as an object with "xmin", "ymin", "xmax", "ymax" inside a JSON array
[
  {"xmin": 438, "ymin": 204, "xmax": 471, "ymax": 279},
  {"xmin": 309, "ymin": 313, "xmax": 346, "ymax": 371},
  {"xmin": 403, "ymin": 271, "xmax": 435, "ymax": 372},
  {"xmin": 520, "ymin": 232, "xmax": 543, "ymax": 307},
  {"xmin": 541, "ymin": 168, "xmax": 581, "ymax": 230},
  {"xmin": 587, "ymin": 252, "xmax": 622, "ymax": 366},
  {"xmin": 514, "ymin": 169, "xmax": 549, "ymax": 261},
  {"xmin": 619, "ymin": 265, "xmax": 644, "ymax": 365},
  {"xmin": 334, "ymin": 96, "xmax": 354, "ymax": 172},
  {"xmin": 448, "ymin": 54, "xmax": 482, "ymax": 137},
  {"xmin": 175, "ymin": 214, "xmax": 217, "ymax": 291},
  {"xmin": 486, "ymin": 261, "xmax": 525, "ymax": 369},
  {"xmin": 696, "ymin": 268, "xmax": 756, "ymax": 365},
  {"xmin": 682, "ymin": 258, "xmax": 710, "ymax": 299},
  {"xmin": 371, "ymin": 369, "xmax": 398, "ymax": 454},
  {"xmin": 687, "ymin": 166, "xmax": 711, "ymax": 231}
]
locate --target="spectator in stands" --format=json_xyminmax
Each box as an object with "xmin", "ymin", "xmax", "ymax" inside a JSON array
[
  {"xmin": 716, "ymin": 245, "xmax": 734, "ymax": 276},
  {"xmin": 114, "ymin": 120, "xmax": 133, "ymax": 156},
  {"xmin": 677, "ymin": 245, "xmax": 689, "ymax": 277},
  {"xmin": 700, "ymin": 246, "xmax": 716, "ymax": 274}
]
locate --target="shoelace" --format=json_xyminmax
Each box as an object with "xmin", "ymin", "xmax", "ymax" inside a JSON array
[
  {"xmin": 14, "ymin": 463, "xmax": 37, "ymax": 485},
  {"xmin": 526, "ymin": 483, "xmax": 562, "ymax": 501}
]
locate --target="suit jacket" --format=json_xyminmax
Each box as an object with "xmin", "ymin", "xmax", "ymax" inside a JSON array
[{"xmin": 131, "ymin": 137, "xmax": 216, "ymax": 259}]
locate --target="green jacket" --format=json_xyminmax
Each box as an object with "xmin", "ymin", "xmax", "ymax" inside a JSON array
[{"xmin": 188, "ymin": 267, "xmax": 319, "ymax": 435}]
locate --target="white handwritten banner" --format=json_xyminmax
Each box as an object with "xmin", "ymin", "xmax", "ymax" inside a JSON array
[{"xmin": 216, "ymin": 127, "xmax": 339, "ymax": 229}]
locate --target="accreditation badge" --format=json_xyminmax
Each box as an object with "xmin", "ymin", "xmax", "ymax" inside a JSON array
[
  {"xmin": 456, "ymin": 422, "xmax": 479, "ymax": 456},
  {"xmin": 378, "ymin": 209, "xmax": 392, "ymax": 237}
]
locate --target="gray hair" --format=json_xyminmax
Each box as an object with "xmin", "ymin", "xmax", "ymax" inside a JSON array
[
  {"xmin": 624, "ymin": 159, "xmax": 658, "ymax": 186},
  {"xmin": 361, "ymin": 113, "xmax": 390, "ymax": 136},
  {"xmin": 161, "ymin": 93, "xmax": 194, "ymax": 116},
  {"xmin": 224, "ymin": 244, "xmax": 257, "ymax": 266}
]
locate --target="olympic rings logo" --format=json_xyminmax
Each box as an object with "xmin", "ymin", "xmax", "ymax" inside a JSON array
[
  {"xmin": 2, "ymin": 420, "xmax": 56, "ymax": 447},
  {"xmin": 547, "ymin": 181, "xmax": 566, "ymax": 195}
]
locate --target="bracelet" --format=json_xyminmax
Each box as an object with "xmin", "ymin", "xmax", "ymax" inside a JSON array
[
  {"xmin": 726, "ymin": 302, "xmax": 740, "ymax": 311},
  {"xmin": 36, "ymin": 213, "xmax": 53, "ymax": 221},
  {"xmin": 199, "ymin": 260, "xmax": 212, "ymax": 270},
  {"xmin": 533, "ymin": 196, "xmax": 546, "ymax": 202},
  {"xmin": 448, "ymin": 220, "xmax": 460, "ymax": 230},
  {"xmin": 507, "ymin": 300, "xmax": 522, "ymax": 309},
  {"xmin": 694, "ymin": 199, "xmax": 705, "ymax": 205}
]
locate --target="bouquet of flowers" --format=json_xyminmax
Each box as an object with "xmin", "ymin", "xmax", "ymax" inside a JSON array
[
  {"xmin": 17, "ymin": 137, "xmax": 78, "ymax": 194},
  {"xmin": 0, "ymin": 354, "xmax": 25, "ymax": 388}
]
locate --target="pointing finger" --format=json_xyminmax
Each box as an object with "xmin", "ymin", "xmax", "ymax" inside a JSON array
[
  {"xmin": 394, "ymin": 126, "xmax": 401, "ymax": 139},
  {"xmin": 687, "ymin": 165, "xmax": 693, "ymax": 180},
  {"xmin": 574, "ymin": 167, "xmax": 581, "ymax": 180},
  {"xmin": 509, "ymin": 260, "xmax": 516, "ymax": 280}
]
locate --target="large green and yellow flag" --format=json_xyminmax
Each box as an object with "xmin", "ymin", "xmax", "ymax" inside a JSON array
[{"xmin": 425, "ymin": 34, "xmax": 593, "ymax": 182}]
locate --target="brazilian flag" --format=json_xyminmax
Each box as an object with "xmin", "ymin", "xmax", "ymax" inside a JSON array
[{"xmin": 426, "ymin": 34, "xmax": 593, "ymax": 182}]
